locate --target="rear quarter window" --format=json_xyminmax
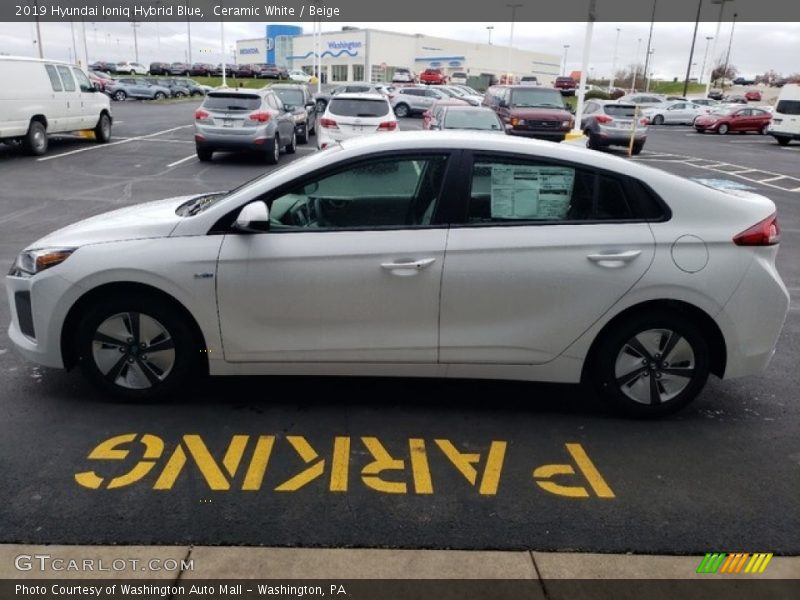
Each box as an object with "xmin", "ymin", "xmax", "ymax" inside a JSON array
[{"xmin": 775, "ymin": 100, "xmax": 800, "ymax": 115}]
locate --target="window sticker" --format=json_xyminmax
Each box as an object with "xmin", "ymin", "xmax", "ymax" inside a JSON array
[{"xmin": 488, "ymin": 165, "xmax": 574, "ymax": 220}]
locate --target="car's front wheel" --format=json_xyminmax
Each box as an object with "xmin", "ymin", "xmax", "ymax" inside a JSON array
[
  {"xmin": 113, "ymin": 90, "xmax": 127, "ymax": 102},
  {"xmin": 76, "ymin": 293, "xmax": 200, "ymax": 401},
  {"xmin": 652, "ymin": 114, "xmax": 664, "ymax": 125},
  {"xmin": 94, "ymin": 113, "xmax": 112, "ymax": 143},
  {"xmin": 394, "ymin": 103, "xmax": 410, "ymax": 118},
  {"xmin": 589, "ymin": 311, "xmax": 710, "ymax": 417},
  {"xmin": 717, "ymin": 123, "xmax": 729, "ymax": 134},
  {"xmin": 154, "ymin": 91, "xmax": 167, "ymax": 100}
]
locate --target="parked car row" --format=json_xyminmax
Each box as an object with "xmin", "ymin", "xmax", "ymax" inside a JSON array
[
  {"xmin": 92, "ymin": 60, "xmax": 292, "ymax": 79},
  {"xmin": 105, "ymin": 77, "xmax": 211, "ymax": 101}
]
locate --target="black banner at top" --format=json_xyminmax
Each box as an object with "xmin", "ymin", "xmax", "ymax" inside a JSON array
[{"xmin": 3, "ymin": 0, "xmax": 799, "ymax": 22}]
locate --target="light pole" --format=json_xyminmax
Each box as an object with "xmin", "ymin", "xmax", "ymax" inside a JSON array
[
  {"xmin": 646, "ymin": 49, "xmax": 655, "ymax": 91},
  {"xmin": 562, "ymin": 44, "xmax": 569, "ymax": 75},
  {"xmin": 631, "ymin": 38, "xmax": 642, "ymax": 92},
  {"xmin": 642, "ymin": 0, "xmax": 657, "ymax": 94},
  {"xmin": 220, "ymin": 19, "xmax": 226, "ymax": 86},
  {"xmin": 570, "ymin": 0, "xmax": 597, "ymax": 139},
  {"xmin": 609, "ymin": 27, "xmax": 621, "ymax": 90},
  {"xmin": 682, "ymin": 0, "xmax": 703, "ymax": 97},
  {"xmin": 721, "ymin": 12, "xmax": 737, "ymax": 92},
  {"xmin": 81, "ymin": 20, "xmax": 89, "ymax": 68},
  {"xmin": 154, "ymin": 1, "xmax": 162, "ymax": 53},
  {"xmin": 33, "ymin": 0, "xmax": 43, "ymax": 58},
  {"xmin": 700, "ymin": 36, "xmax": 713, "ymax": 84},
  {"xmin": 705, "ymin": 0, "xmax": 734, "ymax": 95},
  {"xmin": 506, "ymin": 4, "xmax": 523, "ymax": 84},
  {"xmin": 187, "ymin": 20, "xmax": 192, "ymax": 65},
  {"xmin": 486, "ymin": 26, "xmax": 494, "ymax": 45},
  {"xmin": 130, "ymin": 20, "xmax": 140, "ymax": 63},
  {"xmin": 69, "ymin": 21, "xmax": 78, "ymax": 65}
]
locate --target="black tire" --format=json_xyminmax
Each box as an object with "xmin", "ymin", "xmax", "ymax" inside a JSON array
[
  {"xmin": 94, "ymin": 113, "xmax": 112, "ymax": 143},
  {"xmin": 760, "ymin": 124, "xmax": 769, "ymax": 135},
  {"xmin": 266, "ymin": 134, "xmax": 280, "ymax": 164},
  {"xmin": 75, "ymin": 292, "xmax": 201, "ymax": 402},
  {"xmin": 175, "ymin": 91, "xmax": 186, "ymax": 98},
  {"xmin": 775, "ymin": 136, "xmax": 790, "ymax": 146},
  {"xmin": 285, "ymin": 131, "xmax": 297, "ymax": 154},
  {"xmin": 695, "ymin": 127, "xmax": 705, "ymax": 134},
  {"xmin": 113, "ymin": 90, "xmax": 127, "ymax": 102},
  {"xmin": 631, "ymin": 141, "xmax": 644, "ymax": 155},
  {"xmin": 394, "ymin": 103, "xmax": 410, "ymax": 118},
  {"xmin": 196, "ymin": 146, "xmax": 213, "ymax": 161},
  {"xmin": 23, "ymin": 120, "xmax": 48, "ymax": 156},
  {"xmin": 585, "ymin": 131, "xmax": 599, "ymax": 150},
  {"xmin": 154, "ymin": 91, "xmax": 167, "ymax": 100},
  {"xmin": 298, "ymin": 126, "xmax": 309, "ymax": 144},
  {"xmin": 717, "ymin": 123, "xmax": 729, "ymax": 135},
  {"xmin": 652, "ymin": 114, "xmax": 664, "ymax": 125},
  {"xmin": 589, "ymin": 311, "xmax": 710, "ymax": 418}
]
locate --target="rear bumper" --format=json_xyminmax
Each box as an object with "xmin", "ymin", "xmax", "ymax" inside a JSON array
[
  {"xmin": 717, "ymin": 248, "xmax": 790, "ymax": 379},
  {"xmin": 769, "ymin": 131, "xmax": 800, "ymax": 140},
  {"xmin": 593, "ymin": 130, "xmax": 647, "ymax": 146},
  {"xmin": 195, "ymin": 125, "xmax": 273, "ymax": 150}
]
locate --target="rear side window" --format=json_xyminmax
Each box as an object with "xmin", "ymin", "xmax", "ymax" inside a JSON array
[
  {"xmin": 466, "ymin": 157, "xmax": 666, "ymax": 224},
  {"xmin": 328, "ymin": 98, "xmax": 389, "ymax": 117},
  {"xmin": 776, "ymin": 100, "xmax": 800, "ymax": 115},
  {"xmin": 56, "ymin": 66, "xmax": 76, "ymax": 92},
  {"xmin": 44, "ymin": 65, "xmax": 62, "ymax": 91},
  {"xmin": 203, "ymin": 94, "xmax": 261, "ymax": 111}
]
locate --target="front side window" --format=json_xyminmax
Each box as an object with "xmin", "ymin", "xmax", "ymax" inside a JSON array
[
  {"xmin": 266, "ymin": 156, "xmax": 449, "ymax": 231},
  {"xmin": 72, "ymin": 68, "xmax": 92, "ymax": 92},
  {"xmin": 467, "ymin": 158, "xmax": 647, "ymax": 224}
]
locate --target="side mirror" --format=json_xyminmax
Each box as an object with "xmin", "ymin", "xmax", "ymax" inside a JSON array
[{"xmin": 233, "ymin": 201, "xmax": 269, "ymax": 233}]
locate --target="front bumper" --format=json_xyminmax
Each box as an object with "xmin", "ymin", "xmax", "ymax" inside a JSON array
[{"xmin": 506, "ymin": 128, "xmax": 570, "ymax": 141}]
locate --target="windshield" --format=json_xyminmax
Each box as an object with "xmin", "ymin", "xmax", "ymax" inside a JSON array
[
  {"xmin": 510, "ymin": 88, "xmax": 565, "ymax": 108},
  {"xmin": 443, "ymin": 110, "xmax": 502, "ymax": 130},
  {"xmin": 329, "ymin": 98, "xmax": 389, "ymax": 117},
  {"xmin": 273, "ymin": 89, "xmax": 305, "ymax": 106},
  {"xmin": 204, "ymin": 93, "xmax": 261, "ymax": 111}
]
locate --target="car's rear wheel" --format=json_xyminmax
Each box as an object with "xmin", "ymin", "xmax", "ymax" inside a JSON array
[
  {"xmin": 266, "ymin": 134, "xmax": 280, "ymax": 164},
  {"xmin": 775, "ymin": 136, "xmax": 790, "ymax": 146},
  {"xmin": 585, "ymin": 131, "xmax": 599, "ymax": 150},
  {"xmin": 196, "ymin": 146, "xmax": 213, "ymax": 161},
  {"xmin": 23, "ymin": 120, "xmax": 48, "ymax": 156},
  {"xmin": 589, "ymin": 311, "xmax": 710, "ymax": 417},
  {"xmin": 175, "ymin": 91, "xmax": 185, "ymax": 98},
  {"xmin": 760, "ymin": 124, "xmax": 769, "ymax": 135},
  {"xmin": 394, "ymin": 103, "xmax": 410, "ymax": 118},
  {"xmin": 717, "ymin": 123, "xmax": 729, "ymax": 134},
  {"xmin": 76, "ymin": 293, "xmax": 200, "ymax": 401},
  {"xmin": 154, "ymin": 92, "xmax": 167, "ymax": 100},
  {"xmin": 631, "ymin": 141, "xmax": 644, "ymax": 155},
  {"xmin": 94, "ymin": 113, "xmax": 112, "ymax": 143},
  {"xmin": 298, "ymin": 126, "xmax": 309, "ymax": 144},
  {"xmin": 652, "ymin": 114, "xmax": 664, "ymax": 125},
  {"xmin": 285, "ymin": 131, "xmax": 297, "ymax": 154}
]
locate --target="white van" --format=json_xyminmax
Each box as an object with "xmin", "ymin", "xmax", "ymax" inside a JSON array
[
  {"xmin": 768, "ymin": 83, "xmax": 800, "ymax": 146},
  {"xmin": 0, "ymin": 56, "xmax": 112, "ymax": 156}
]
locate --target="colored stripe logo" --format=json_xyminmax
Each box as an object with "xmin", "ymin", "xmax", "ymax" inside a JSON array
[{"xmin": 697, "ymin": 553, "xmax": 773, "ymax": 574}]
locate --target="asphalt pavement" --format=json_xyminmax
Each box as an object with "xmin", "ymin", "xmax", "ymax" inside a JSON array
[{"xmin": 0, "ymin": 101, "xmax": 797, "ymax": 555}]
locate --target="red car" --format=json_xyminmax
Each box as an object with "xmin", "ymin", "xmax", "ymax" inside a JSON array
[
  {"xmin": 694, "ymin": 106, "xmax": 772, "ymax": 135},
  {"xmin": 745, "ymin": 89, "xmax": 762, "ymax": 101},
  {"xmin": 420, "ymin": 68, "xmax": 447, "ymax": 85},
  {"xmin": 554, "ymin": 76, "xmax": 578, "ymax": 96}
]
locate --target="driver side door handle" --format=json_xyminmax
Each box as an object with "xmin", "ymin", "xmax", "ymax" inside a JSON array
[{"xmin": 380, "ymin": 258, "xmax": 437, "ymax": 276}]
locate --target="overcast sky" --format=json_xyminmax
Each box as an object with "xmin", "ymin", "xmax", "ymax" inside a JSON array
[{"xmin": 2, "ymin": 21, "xmax": 798, "ymax": 79}]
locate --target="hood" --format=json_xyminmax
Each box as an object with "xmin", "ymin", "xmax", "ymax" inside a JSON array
[
  {"xmin": 28, "ymin": 195, "xmax": 198, "ymax": 250},
  {"xmin": 508, "ymin": 106, "xmax": 571, "ymax": 120}
]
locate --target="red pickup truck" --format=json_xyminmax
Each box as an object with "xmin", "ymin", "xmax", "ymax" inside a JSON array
[
  {"xmin": 420, "ymin": 68, "xmax": 447, "ymax": 85},
  {"xmin": 554, "ymin": 76, "xmax": 577, "ymax": 95}
]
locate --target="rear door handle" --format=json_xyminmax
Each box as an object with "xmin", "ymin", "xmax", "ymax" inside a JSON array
[
  {"xmin": 587, "ymin": 250, "xmax": 642, "ymax": 268},
  {"xmin": 380, "ymin": 258, "xmax": 436, "ymax": 275}
]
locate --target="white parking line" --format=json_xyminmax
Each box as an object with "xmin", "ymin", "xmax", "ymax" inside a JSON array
[
  {"xmin": 760, "ymin": 175, "xmax": 787, "ymax": 182},
  {"xmin": 37, "ymin": 125, "xmax": 192, "ymax": 162},
  {"xmin": 166, "ymin": 154, "xmax": 197, "ymax": 168}
]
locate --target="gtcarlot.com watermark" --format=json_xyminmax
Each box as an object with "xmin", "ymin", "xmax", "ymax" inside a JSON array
[{"xmin": 14, "ymin": 554, "xmax": 194, "ymax": 573}]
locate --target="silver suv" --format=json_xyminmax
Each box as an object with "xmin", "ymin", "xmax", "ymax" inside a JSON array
[
  {"xmin": 391, "ymin": 86, "xmax": 450, "ymax": 118},
  {"xmin": 194, "ymin": 88, "xmax": 297, "ymax": 164}
]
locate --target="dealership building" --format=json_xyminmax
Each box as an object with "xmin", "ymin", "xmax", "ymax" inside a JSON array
[{"xmin": 236, "ymin": 26, "xmax": 561, "ymax": 84}]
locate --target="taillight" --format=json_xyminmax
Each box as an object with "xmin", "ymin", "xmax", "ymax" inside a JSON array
[
  {"xmin": 195, "ymin": 109, "xmax": 210, "ymax": 120},
  {"xmin": 733, "ymin": 213, "xmax": 781, "ymax": 246},
  {"xmin": 595, "ymin": 114, "xmax": 613, "ymax": 124},
  {"xmin": 639, "ymin": 118, "xmax": 649, "ymax": 125},
  {"xmin": 378, "ymin": 121, "xmax": 397, "ymax": 131},
  {"xmin": 320, "ymin": 118, "xmax": 338, "ymax": 129},
  {"xmin": 248, "ymin": 111, "xmax": 271, "ymax": 122}
]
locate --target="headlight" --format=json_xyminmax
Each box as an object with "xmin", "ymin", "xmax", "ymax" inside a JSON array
[
  {"xmin": 293, "ymin": 113, "xmax": 307, "ymax": 123},
  {"xmin": 9, "ymin": 248, "xmax": 76, "ymax": 277}
]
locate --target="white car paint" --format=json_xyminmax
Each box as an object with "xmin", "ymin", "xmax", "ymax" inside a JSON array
[
  {"xmin": 0, "ymin": 56, "xmax": 112, "ymax": 151},
  {"xmin": 316, "ymin": 93, "xmax": 398, "ymax": 149},
  {"xmin": 114, "ymin": 61, "xmax": 148, "ymax": 75},
  {"xmin": 288, "ymin": 69, "xmax": 312, "ymax": 83},
  {"xmin": 768, "ymin": 83, "xmax": 800, "ymax": 144},
  {"xmin": 6, "ymin": 133, "xmax": 790, "ymax": 414},
  {"xmin": 642, "ymin": 101, "xmax": 711, "ymax": 125}
]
